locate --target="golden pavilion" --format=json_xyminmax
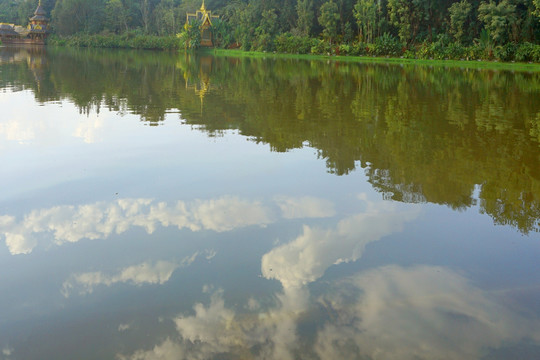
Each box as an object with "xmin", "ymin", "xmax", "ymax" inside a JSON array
[
  {"xmin": 28, "ymin": 0, "xmax": 49, "ymax": 42},
  {"xmin": 186, "ymin": 0, "xmax": 219, "ymax": 47}
]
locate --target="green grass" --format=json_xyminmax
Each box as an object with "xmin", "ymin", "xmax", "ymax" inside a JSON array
[{"xmin": 209, "ymin": 48, "xmax": 540, "ymax": 72}]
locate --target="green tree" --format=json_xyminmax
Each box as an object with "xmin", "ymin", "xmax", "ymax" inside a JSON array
[
  {"xmin": 318, "ymin": 0, "xmax": 340, "ymax": 45},
  {"xmin": 449, "ymin": 0, "xmax": 472, "ymax": 44},
  {"xmin": 52, "ymin": 0, "xmax": 106, "ymax": 34},
  {"xmin": 478, "ymin": 0, "xmax": 518, "ymax": 44},
  {"xmin": 354, "ymin": 0, "xmax": 376, "ymax": 43},
  {"xmin": 16, "ymin": 0, "xmax": 35, "ymax": 26},
  {"xmin": 387, "ymin": 0, "xmax": 419, "ymax": 45},
  {"xmin": 105, "ymin": 0, "xmax": 130, "ymax": 33},
  {"xmin": 211, "ymin": 18, "xmax": 231, "ymax": 48},
  {"xmin": 297, "ymin": 0, "xmax": 314, "ymax": 36},
  {"xmin": 153, "ymin": 0, "xmax": 177, "ymax": 35},
  {"xmin": 138, "ymin": 0, "xmax": 159, "ymax": 34},
  {"xmin": 178, "ymin": 18, "xmax": 201, "ymax": 49},
  {"xmin": 254, "ymin": 9, "xmax": 278, "ymax": 50}
]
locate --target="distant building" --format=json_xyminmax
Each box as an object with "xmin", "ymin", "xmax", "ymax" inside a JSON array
[
  {"xmin": 0, "ymin": 0, "xmax": 49, "ymax": 44},
  {"xmin": 186, "ymin": 0, "xmax": 219, "ymax": 47},
  {"xmin": 0, "ymin": 24, "xmax": 21, "ymax": 42},
  {"xmin": 28, "ymin": 0, "xmax": 49, "ymax": 42}
]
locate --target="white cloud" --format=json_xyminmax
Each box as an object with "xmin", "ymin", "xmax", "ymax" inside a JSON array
[
  {"xmin": 114, "ymin": 196, "xmax": 540, "ymax": 360},
  {"xmin": 1, "ymin": 196, "xmax": 275, "ymax": 255},
  {"xmin": 261, "ymin": 199, "xmax": 420, "ymax": 289},
  {"xmin": 1, "ymin": 195, "xmax": 338, "ymax": 255},
  {"xmin": 117, "ymin": 338, "xmax": 187, "ymax": 360},
  {"xmin": 118, "ymin": 288, "xmax": 302, "ymax": 360},
  {"xmin": 313, "ymin": 265, "xmax": 540, "ymax": 360},
  {"xmin": 174, "ymin": 290, "xmax": 236, "ymax": 346},
  {"xmin": 73, "ymin": 114, "xmax": 105, "ymax": 144},
  {"xmin": 191, "ymin": 196, "xmax": 273, "ymax": 232},
  {"xmin": 61, "ymin": 260, "xmax": 179, "ymax": 297},
  {"xmin": 274, "ymin": 196, "xmax": 335, "ymax": 219},
  {"xmin": 180, "ymin": 252, "xmax": 199, "ymax": 267},
  {"xmin": 2, "ymin": 346, "xmax": 13, "ymax": 356},
  {"xmin": 204, "ymin": 249, "xmax": 216, "ymax": 260},
  {"xmin": 118, "ymin": 265, "xmax": 540, "ymax": 360},
  {"xmin": 0, "ymin": 115, "xmax": 38, "ymax": 144},
  {"xmin": 118, "ymin": 323, "xmax": 131, "ymax": 332},
  {"xmin": 118, "ymin": 198, "xmax": 421, "ymax": 360},
  {"xmin": 3, "ymin": 232, "xmax": 36, "ymax": 255}
]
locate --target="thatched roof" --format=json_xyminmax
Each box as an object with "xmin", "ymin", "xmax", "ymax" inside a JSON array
[{"xmin": 0, "ymin": 24, "xmax": 19, "ymax": 36}]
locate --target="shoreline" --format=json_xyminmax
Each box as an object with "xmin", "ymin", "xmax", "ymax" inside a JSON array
[{"xmin": 207, "ymin": 48, "xmax": 540, "ymax": 72}]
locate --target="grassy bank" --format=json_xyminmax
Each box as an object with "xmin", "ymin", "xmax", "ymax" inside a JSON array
[
  {"xmin": 210, "ymin": 48, "xmax": 540, "ymax": 72},
  {"xmin": 45, "ymin": 33, "xmax": 540, "ymax": 72}
]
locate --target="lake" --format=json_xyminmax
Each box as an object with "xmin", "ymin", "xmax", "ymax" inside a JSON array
[{"xmin": 1, "ymin": 46, "xmax": 539, "ymax": 360}]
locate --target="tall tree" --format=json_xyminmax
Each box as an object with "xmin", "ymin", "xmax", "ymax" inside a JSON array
[
  {"xmin": 297, "ymin": 0, "xmax": 314, "ymax": 36},
  {"xmin": 354, "ymin": 0, "xmax": 376, "ymax": 42},
  {"xmin": 318, "ymin": 0, "xmax": 340, "ymax": 45},
  {"xmin": 52, "ymin": 0, "xmax": 106, "ymax": 34},
  {"xmin": 16, "ymin": 0, "xmax": 35, "ymax": 26},
  {"xmin": 387, "ymin": 0, "xmax": 420, "ymax": 44},
  {"xmin": 138, "ymin": 0, "xmax": 160, "ymax": 33},
  {"xmin": 449, "ymin": 0, "xmax": 472, "ymax": 44},
  {"xmin": 153, "ymin": 0, "xmax": 177, "ymax": 35},
  {"xmin": 105, "ymin": 0, "xmax": 130, "ymax": 33},
  {"xmin": 478, "ymin": 0, "xmax": 518, "ymax": 44}
]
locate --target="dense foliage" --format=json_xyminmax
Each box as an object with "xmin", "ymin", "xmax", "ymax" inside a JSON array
[{"xmin": 1, "ymin": 0, "xmax": 539, "ymax": 59}]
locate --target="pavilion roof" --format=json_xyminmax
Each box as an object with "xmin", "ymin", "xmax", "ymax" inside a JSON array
[
  {"xmin": 0, "ymin": 24, "xmax": 19, "ymax": 36},
  {"xmin": 30, "ymin": 1, "xmax": 48, "ymax": 21}
]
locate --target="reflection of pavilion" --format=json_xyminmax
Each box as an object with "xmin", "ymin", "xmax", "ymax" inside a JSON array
[
  {"xmin": 0, "ymin": 46, "xmax": 52, "ymax": 104},
  {"xmin": 184, "ymin": 56, "xmax": 214, "ymax": 112}
]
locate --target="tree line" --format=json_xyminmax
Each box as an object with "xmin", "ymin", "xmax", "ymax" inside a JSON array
[{"xmin": 1, "ymin": 0, "xmax": 539, "ymax": 58}]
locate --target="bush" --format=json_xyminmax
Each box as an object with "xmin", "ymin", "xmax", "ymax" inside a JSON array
[
  {"xmin": 310, "ymin": 39, "xmax": 332, "ymax": 55},
  {"xmin": 274, "ymin": 33, "xmax": 314, "ymax": 54},
  {"xmin": 338, "ymin": 44, "xmax": 350, "ymax": 55},
  {"xmin": 403, "ymin": 49, "xmax": 416, "ymax": 59},
  {"xmin": 445, "ymin": 42, "xmax": 468, "ymax": 60},
  {"xmin": 494, "ymin": 43, "xmax": 517, "ymax": 62},
  {"xmin": 515, "ymin": 43, "xmax": 540, "ymax": 62},
  {"xmin": 253, "ymin": 33, "xmax": 275, "ymax": 52},
  {"xmin": 374, "ymin": 33, "xmax": 403, "ymax": 56},
  {"xmin": 348, "ymin": 42, "xmax": 367, "ymax": 56}
]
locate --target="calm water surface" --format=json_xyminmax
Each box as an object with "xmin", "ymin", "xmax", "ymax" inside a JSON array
[{"xmin": 1, "ymin": 46, "xmax": 540, "ymax": 359}]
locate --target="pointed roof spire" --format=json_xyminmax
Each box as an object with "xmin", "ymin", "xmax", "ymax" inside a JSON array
[
  {"xmin": 33, "ymin": 0, "xmax": 47, "ymax": 17},
  {"xmin": 200, "ymin": 0, "xmax": 206, "ymax": 12}
]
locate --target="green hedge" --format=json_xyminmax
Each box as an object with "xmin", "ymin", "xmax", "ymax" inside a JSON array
[
  {"xmin": 48, "ymin": 33, "xmax": 179, "ymax": 50},
  {"xmin": 275, "ymin": 33, "xmax": 315, "ymax": 54}
]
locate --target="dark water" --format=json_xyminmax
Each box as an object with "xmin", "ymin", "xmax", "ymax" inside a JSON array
[{"xmin": 0, "ymin": 46, "xmax": 539, "ymax": 360}]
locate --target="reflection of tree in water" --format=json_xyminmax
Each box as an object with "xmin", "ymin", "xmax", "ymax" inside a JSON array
[{"xmin": 1, "ymin": 47, "xmax": 539, "ymax": 233}]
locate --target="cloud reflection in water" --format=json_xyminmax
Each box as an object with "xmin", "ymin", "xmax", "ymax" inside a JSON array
[
  {"xmin": 61, "ymin": 260, "xmax": 180, "ymax": 297},
  {"xmin": 119, "ymin": 266, "xmax": 540, "ymax": 360},
  {"xmin": 116, "ymin": 198, "xmax": 540, "ymax": 360},
  {"xmin": 2, "ymin": 195, "xmax": 313, "ymax": 255}
]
